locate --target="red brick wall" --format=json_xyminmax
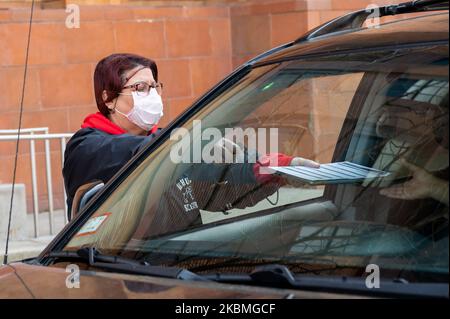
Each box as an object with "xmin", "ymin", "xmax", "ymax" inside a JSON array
[
  {"xmin": 230, "ymin": 0, "xmax": 406, "ymax": 67},
  {"xmin": 0, "ymin": 0, "xmax": 407, "ymax": 213},
  {"xmin": 1, "ymin": 4, "xmax": 233, "ymax": 212}
]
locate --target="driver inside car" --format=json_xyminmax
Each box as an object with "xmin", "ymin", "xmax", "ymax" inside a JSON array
[
  {"xmin": 375, "ymin": 93, "xmax": 449, "ymax": 206},
  {"xmin": 368, "ymin": 88, "xmax": 449, "ymax": 241}
]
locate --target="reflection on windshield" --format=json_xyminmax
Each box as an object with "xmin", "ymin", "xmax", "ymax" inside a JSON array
[{"xmin": 62, "ymin": 45, "xmax": 449, "ymax": 283}]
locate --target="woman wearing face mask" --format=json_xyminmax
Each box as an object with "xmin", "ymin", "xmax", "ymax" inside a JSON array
[
  {"xmin": 63, "ymin": 53, "xmax": 319, "ymax": 221},
  {"xmin": 63, "ymin": 53, "xmax": 163, "ymax": 217}
]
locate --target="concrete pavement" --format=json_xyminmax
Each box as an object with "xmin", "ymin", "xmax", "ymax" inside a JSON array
[{"xmin": 0, "ymin": 209, "xmax": 66, "ymax": 264}]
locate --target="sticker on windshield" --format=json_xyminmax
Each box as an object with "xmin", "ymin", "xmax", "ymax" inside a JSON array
[
  {"xmin": 176, "ymin": 176, "xmax": 199, "ymax": 213},
  {"xmin": 75, "ymin": 212, "xmax": 111, "ymax": 237}
]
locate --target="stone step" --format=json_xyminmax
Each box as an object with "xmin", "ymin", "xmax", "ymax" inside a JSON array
[
  {"xmin": 0, "ymin": 209, "xmax": 67, "ymax": 264},
  {"xmin": 0, "ymin": 235, "xmax": 55, "ymax": 264}
]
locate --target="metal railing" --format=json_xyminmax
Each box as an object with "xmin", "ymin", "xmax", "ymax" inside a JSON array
[{"xmin": 0, "ymin": 128, "xmax": 73, "ymax": 238}]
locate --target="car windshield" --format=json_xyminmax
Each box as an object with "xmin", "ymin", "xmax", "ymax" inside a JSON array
[{"xmin": 62, "ymin": 44, "xmax": 449, "ymax": 283}]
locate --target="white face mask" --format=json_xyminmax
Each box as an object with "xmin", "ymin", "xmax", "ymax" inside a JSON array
[{"xmin": 116, "ymin": 88, "xmax": 164, "ymax": 131}]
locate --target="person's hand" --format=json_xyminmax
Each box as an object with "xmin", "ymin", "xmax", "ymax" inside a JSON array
[
  {"xmin": 379, "ymin": 158, "xmax": 441, "ymax": 201},
  {"xmin": 290, "ymin": 157, "xmax": 320, "ymax": 168},
  {"xmin": 284, "ymin": 157, "xmax": 320, "ymax": 187}
]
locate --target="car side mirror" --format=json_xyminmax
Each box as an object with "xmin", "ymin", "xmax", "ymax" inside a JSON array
[{"xmin": 70, "ymin": 181, "xmax": 104, "ymax": 221}]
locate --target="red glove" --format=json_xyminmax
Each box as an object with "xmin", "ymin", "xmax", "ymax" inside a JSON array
[{"xmin": 253, "ymin": 153, "xmax": 293, "ymax": 184}]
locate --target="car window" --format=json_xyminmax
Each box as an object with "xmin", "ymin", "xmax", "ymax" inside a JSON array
[{"xmin": 62, "ymin": 44, "xmax": 448, "ymax": 284}]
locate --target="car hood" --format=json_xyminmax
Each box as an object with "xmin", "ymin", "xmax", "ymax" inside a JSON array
[{"xmin": 0, "ymin": 262, "xmax": 364, "ymax": 299}]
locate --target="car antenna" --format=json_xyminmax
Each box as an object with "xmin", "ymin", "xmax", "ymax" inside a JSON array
[{"xmin": 2, "ymin": 0, "xmax": 36, "ymax": 265}]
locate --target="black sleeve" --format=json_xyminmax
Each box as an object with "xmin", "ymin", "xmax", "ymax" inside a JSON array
[
  {"xmin": 182, "ymin": 162, "xmax": 281, "ymax": 211},
  {"xmin": 63, "ymin": 128, "xmax": 158, "ymax": 210},
  {"xmin": 135, "ymin": 162, "xmax": 283, "ymax": 238}
]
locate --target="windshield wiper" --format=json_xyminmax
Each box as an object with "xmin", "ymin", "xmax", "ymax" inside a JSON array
[
  {"xmin": 46, "ymin": 250, "xmax": 448, "ymax": 297},
  {"xmin": 47, "ymin": 247, "xmax": 208, "ymax": 282},
  {"xmin": 203, "ymin": 264, "xmax": 449, "ymax": 298}
]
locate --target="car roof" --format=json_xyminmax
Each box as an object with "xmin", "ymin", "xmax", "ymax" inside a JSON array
[{"xmin": 254, "ymin": 12, "xmax": 449, "ymax": 65}]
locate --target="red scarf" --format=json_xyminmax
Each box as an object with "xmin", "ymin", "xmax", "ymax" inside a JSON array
[{"xmin": 81, "ymin": 112, "xmax": 158, "ymax": 135}]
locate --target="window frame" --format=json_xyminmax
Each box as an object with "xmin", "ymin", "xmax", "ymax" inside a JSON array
[{"xmin": 37, "ymin": 41, "xmax": 449, "ymax": 266}]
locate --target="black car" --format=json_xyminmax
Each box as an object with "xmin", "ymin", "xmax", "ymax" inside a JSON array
[{"xmin": 0, "ymin": 0, "xmax": 448, "ymax": 299}]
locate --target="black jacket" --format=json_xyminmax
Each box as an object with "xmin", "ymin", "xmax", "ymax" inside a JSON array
[
  {"xmin": 63, "ymin": 128, "xmax": 160, "ymax": 215},
  {"xmin": 63, "ymin": 127, "xmax": 282, "ymax": 235}
]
